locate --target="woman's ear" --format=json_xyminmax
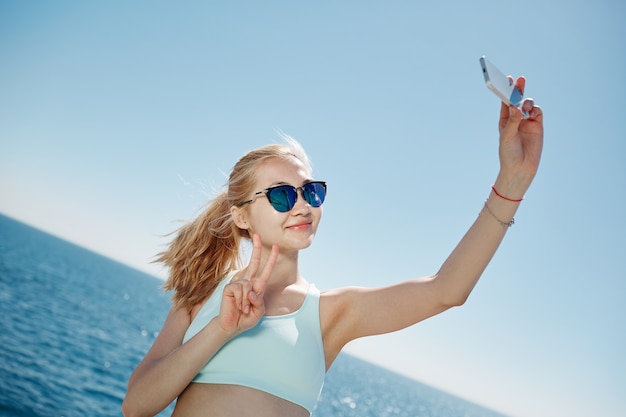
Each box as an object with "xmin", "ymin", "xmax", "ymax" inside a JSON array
[{"xmin": 230, "ymin": 205, "xmax": 249, "ymax": 230}]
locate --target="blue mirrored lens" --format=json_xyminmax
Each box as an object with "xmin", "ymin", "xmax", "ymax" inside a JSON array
[
  {"xmin": 266, "ymin": 186, "xmax": 297, "ymax": 212},
  {"xmin": 303, "ymin": 182, "xmax": 326, "ymax": 207}
]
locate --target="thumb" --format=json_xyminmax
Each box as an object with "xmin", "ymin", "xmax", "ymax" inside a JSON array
[
  {"xmin": 501, "ymin": 105, "xmax": 522, "ymax": 143},
  {"xmin": 248, "ymin": 290, "xmax": 263, "ymax": 308}
]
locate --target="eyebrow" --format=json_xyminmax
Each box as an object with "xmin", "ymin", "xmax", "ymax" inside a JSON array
[{"xmin": 266, "ymin": 179, "xmax": 314, "ymax": 188}]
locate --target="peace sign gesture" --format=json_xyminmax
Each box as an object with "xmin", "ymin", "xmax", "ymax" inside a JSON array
[{"xmin": 217, "ymin": 234, "xmax": 279, "ymax": 337}]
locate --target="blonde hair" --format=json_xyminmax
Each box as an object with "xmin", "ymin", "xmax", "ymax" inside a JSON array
[{"xmin": 158, "ymin": 136, "xmax": 312, "ymax": 311}]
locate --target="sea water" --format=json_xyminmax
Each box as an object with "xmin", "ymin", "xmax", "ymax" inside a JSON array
[{"xmin": 0, "ymin": 214, "xmax": 507, "ymax": 417}]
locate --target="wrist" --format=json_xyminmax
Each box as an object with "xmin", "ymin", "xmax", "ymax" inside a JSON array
[
  {"xmin": 206, "ymin": 317, "xmax": 239, "ymax": 342},
  {"xmin": 483, "ymin": 186, "xmax": 521, "ymax": 229},
  {"xmin": 492, "ymin": 175, "xmax": 530, "ymax": 202},
  {"xmin": 491, "ymin": 184, "xmax": 523, "ymax": 203}
]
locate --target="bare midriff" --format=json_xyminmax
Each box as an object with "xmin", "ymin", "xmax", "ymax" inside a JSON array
[{"xmin": 171, "ymin": 383, "xmax": 310, "ymax": 417}]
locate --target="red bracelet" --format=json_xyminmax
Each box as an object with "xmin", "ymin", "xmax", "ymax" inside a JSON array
[{"xmin": 491, "ymin": 185, "xmax": 524, "ymax": 202}]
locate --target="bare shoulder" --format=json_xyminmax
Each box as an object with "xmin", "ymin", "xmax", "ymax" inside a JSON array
[
  {"xmin": 320, "ymin": 285, "xmax": 367, "ymax": 305},
  {"xmin": 319, "ymin": 285, "xmax": 383, "ymax": 333},
  {"xmin": 319, "ymin": 286, "xmax": 369, "ymax": 365},
  {"xmin": 319, "ymin": 286, "xmax": 366, "ymax": 318}
]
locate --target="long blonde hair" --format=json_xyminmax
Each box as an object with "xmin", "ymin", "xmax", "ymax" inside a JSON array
[{"xmin": 158, "ymin": 136, "xmax": 312, "ymax": 311}]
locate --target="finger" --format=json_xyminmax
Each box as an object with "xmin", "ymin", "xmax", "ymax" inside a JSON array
[
  {"xmin": 528, "ymin": 104, "xmax": 543, "ymax": 122},
  {"xmin": 247, "ymin": 289, "xmax": 261, "ymax": 309},
  {"xmin": 514, "ymin": 76, "xmax": 526, "ymax": 95},
  {"xmin": 521, "ymin": 98, "xmax": 534, "ymax": 113},
  {"xmin": 225, "ymin": 282, "xmax": 245, "ymax": 313},
  {"xmin": 500, "ymin": 105, "xmax": 523, "ymax": 143},
  {"xmin": 239, "ymin": 281, "xmax": 253, "ymax": 314},
  {"xmin": 230, "ymin": 281, "xmax": 254, "ymax": 314},
  {"xmin": 252, "ymin": 244, "xmax": 279, "ymax": 295},
  {"xmin": 498, "ymin": 100, "xmax": 509, "ymax": 131}
]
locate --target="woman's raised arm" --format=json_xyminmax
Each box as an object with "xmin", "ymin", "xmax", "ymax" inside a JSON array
[{"xmin": 325, "ymin": 77, "xmax": 543, "ymax": 346}]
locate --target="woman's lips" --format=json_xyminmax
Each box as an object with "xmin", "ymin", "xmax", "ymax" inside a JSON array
[{"xmin": 287, "ymin": 221, "xmax": 311, "ymax": 230}]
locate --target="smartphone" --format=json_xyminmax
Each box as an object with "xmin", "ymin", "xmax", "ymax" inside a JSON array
[{"xmin": 479, "ymin": 56, "xmax": 529, "ymax": 118}]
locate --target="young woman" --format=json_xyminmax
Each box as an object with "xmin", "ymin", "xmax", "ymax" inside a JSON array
[{"xmin": 122, "ymin": 77, "xmax": 543, "ymax": 417}]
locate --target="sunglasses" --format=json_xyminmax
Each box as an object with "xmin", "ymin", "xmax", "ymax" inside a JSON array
[{"xmin": 237, "ymin": 181, "xmax": 327, "ymax": 213}]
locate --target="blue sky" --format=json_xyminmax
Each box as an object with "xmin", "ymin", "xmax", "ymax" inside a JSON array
[{"xmin": 1, "ymin": 1, "xmax": 624, "ymax": 416}]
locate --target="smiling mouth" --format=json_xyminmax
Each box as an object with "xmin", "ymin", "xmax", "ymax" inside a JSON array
[{"xmin": 287, "ymin": 222, "xmax": 311, "ymax": 230}]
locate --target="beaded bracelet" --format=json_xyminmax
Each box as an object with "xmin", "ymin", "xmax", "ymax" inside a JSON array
[
  {"xmin": 483, "ymin": 201, "xmax": 515, "ymax": 228},
  {"xmin": 491, "ymin": 185, "xmax": 524, "ymax": 203}
]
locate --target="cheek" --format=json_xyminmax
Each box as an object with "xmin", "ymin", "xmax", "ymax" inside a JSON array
[
  {"xmin": 314, "ymin": 207, "xmax": 323, "ymax": 224},
  {"xmin": 248, "ymin": 208, "xmax": 283, "ymax": 233}
]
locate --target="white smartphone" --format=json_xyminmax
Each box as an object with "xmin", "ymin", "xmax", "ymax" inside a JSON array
[{"xmin": 479, "ymin": 56, "xmax": 529, "ymax": 118}]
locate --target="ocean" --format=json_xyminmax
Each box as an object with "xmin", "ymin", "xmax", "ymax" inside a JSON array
[{"xmin": 0, "ymin": 213, "xmax": 508, "ymax": 417}]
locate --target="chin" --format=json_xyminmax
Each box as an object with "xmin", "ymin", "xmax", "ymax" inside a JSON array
[{"xmin": 287, "ymin": 234, "xmax": 316, "ymax": 251}]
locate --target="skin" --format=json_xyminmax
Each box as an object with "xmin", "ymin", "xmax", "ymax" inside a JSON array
[{"xmin": 122, "ymin": 77, "xmax": 543, "ymax": 417}]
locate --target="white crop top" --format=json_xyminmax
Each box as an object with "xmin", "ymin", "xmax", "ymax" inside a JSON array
[{"xmin": 182, "ymin": 273, "xmax": 326, "ymax": 414}]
